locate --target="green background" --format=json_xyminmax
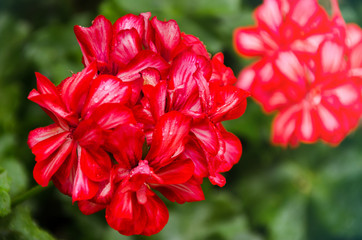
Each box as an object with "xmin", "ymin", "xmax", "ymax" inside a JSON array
[{"xmin": 1, "ymin": 0, "xmax": 362, "ymax": 239}]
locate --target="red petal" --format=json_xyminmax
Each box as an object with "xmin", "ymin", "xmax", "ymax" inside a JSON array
[
  {"xmin": 107, "ymin": 124, "xmax": 144, "ymax": 168},
  {"xmin": 233, "ymin": 27, "xmax": 266, "ymax": 56},
  {"xmin": 72, "ymin": 146, "xmax": 99, "ymax": 202},
  {"xmin": 82, "ymin": 75, "xmax": 132, "ymax": 118},
  {"xmin": 73, "ymin": 118, "xmax": 103, "ymax": 148},
  {"xmin": 142, "ymin": 81, "xmax": 167, "ymax": 121},
  {"xmin": 152, "ymin": 178, "xmax": 205, "ymax": 204},
  {"xmin": 191, "ymin": 120, "xmax": 219, "ymax": 156},
  {"xmin": 78, "ymin": 200, "xmax": 106, "ymax": 215},
  {"xmin": 111, "ymin": 29, "xmax": 142, "ymax": 67},
  {"xmin": 151, "ymin": 17, "xmax": 181, "ymax": 61},
  {"xmin": 346, "ymin": 24, "xmax": 362, "ymax": 49},
  {"xmin": 298, "ymin": 103, "xmax": 319, "ymax": 143},
  {"xmin": 28, "ymin": 90, "xmax": 70, "ymax": 125},
  {"xmin": 275, "ymin": 51, "xmax": 305, "ymax": 84},
  {"xmin": 153, "ymin": 158, "xmax": 194, "ymax": 185},
  {"xmin": 272, "ymin": 104, "xmax": 302, "ymax": 146},
  {"xmin": 169, "ymin": 51, "xmax": 211, "ymax": 92},
  {"xmin": 31, "ymin": 131, "xmax": 70, "ymax": 162},
  {"xmin": 92, "ymin": 181, "xmax": 114, "ymax": 204},
  {"xmin": 181, "ymin": 139, "xmax": 208, "ymax": 181},
  {"xmin": 236, "ymin": 64, "xmax": 256, "ymax": 91},
  {"xmin": 28, "ymin": 124, "xmax": 66, "ymax": 148},
  {"xmin": 52, "ymin": 146, "xmax": 77, "ymax": 196},
  {"xmin": 106, "ymin": 189, "xmax": 169, "ymax": 236},
  {"xmin": 316, "ymin": 102, "xmax": 343, "ymax": 143},
  {"xmin": 216, "ymin": 125, "xmax": 242, "ymax": 173},
  {"xmin": 180, "ymin": 33, "xmax": 209, "ymax": 58},
  {"xmin": 80, "ymin": 148, "xmax": 111, "ymax": 182},
  {"xmin": 90, "ymin": 103, "xmax": 135, "ymax": 130},
  {"xmin": 168, "ymin": 51, "xmax": 211, "ymax": 112},
  {"xmin": 34, "ymin": 72, "xmax": 58, "ymax": 95},
  {"xmin": 255, "ymin": 0, "xmax": 282, "ymax": 32},
  {"xmin": 317, "ymin": 40, "xmax": 345, "ymax": 75},
  {"xmin": 116, "ymin": 50, "xmax": 169, "ymax": 82},
  {"xmin": 74, "ymin": 15, "xmax": 113, "ymax": 68},
  {"xmin": 146, "ymin": 111, "xmax": 192, "ymax": 169},
  {"xmin": 113, "ymin": 13, "xmax": 145, "ymax": 40},
  {"xmin": 141, "ymin": 67, "xmax": 161, "ymax": 87},
  {"xmin": 210, "ymin": 52, "xmax": 237, "ymax": 86},
  {"xmin": 209, "ymin": 84, "xmax": 249, "ymax": 122},
  {"xmin": 60, "ymin": 63, "xmax": 97, "ymax": 114},
  {"xmin": 33, "ymin": 139, "xmax": 74, "ymax": 187}
]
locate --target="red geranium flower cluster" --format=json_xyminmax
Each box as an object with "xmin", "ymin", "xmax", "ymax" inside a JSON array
[
  {"xmin": 234, "ymin": 0, "xmax": 362, "ymax": 146},
  {"xmin": 28, "ymin": 13, "xmax": 248, "ymax": 235}
]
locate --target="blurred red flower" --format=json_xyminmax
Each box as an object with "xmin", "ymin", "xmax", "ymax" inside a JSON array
[{"xmin": 234, "ymin": 0, "xmax": 362, "ymax": 146}]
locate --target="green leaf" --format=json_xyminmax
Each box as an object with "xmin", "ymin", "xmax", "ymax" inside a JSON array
[
  {"xmin": 1, "ymin": 159, "xmax": 29, "ymax": 197},
  {"xmin": 6, "ymin": 207, "xmax": 55, "ymax": 240},
  {"xmin": 0, "ymin": 167, "xmax": 10, "ymax": 192},
  {"xmin": 156, "ymin": 191, "xmax": 262, "ymax": 240},
  {"xmin": 311, "ymin": 146, "xmax": 362, "ymax": 238},
  {"xmin": 270, "ymin": 196, "xmax": 307, "ymax": 240},
  {"xmin": 0, "ymin": 189, "xmax": 11, "ymax": 217}
]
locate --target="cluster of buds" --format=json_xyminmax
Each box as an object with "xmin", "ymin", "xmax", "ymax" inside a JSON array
[
  {"xmin": 234, "ymin": 0, "xmax": 362, "ymax": 146},
  {"xmin": 28, "ymin": 13, "xmax": 248, "ymax": 235}
]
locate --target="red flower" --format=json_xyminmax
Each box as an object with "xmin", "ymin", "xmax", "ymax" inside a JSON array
[
  {"xmin": 271, "ymin": 40, "xmax": 362, "ymax": 145},
  {"xmin": 75, "ymin": 13, "xmax": 249, "ymax": 186},
  {"xmin": 28, "ymin": 63, "xmax": 135, "ymax": 202},
  {"xmin": 234, "ymin": 0, "xmax": 362, "ymax": 146},
  {"xmin": 74, "ymin": 13, "xmax": 209, "ymax": 76},
  {"xmin": 136, "ymin": 50, "xmax": 249, "ymax": 186},
  {"xmin": 78, "ymin": 112, "xmax": 203, "ymax": 235},
  {"xmin": 29, "ymin": 12, "xmax": 248, "ymax": 236}
]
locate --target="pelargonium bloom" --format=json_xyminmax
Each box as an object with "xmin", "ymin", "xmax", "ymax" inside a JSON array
[
  {"xmin": 136, "ymin": 50, "xmax": 248, "ymax": 186},
  {"xmin": 77, "ymin": 111, "xmax": 203, "ymax": 236},
  {"xmin": 28, "ymin": 63, "xmax": 135, "ymax": 202},
  {"xmin": 75, "ymin": 13, "xmax": 249, "ymax": 186},
  {"xmin": 271, "ymin": 40, "xmax": 362, "ymax": 145},
  {"xmin": 234, "ymin": 0, "xmax": 362, "ymax": 146},
  {"xmin": 29, "ymin": 12, "xmax": 248, "ymax": 236}
]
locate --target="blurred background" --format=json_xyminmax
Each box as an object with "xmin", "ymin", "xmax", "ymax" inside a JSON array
[{"xmin": 1, "ymin": 0, "xmax": 362, "ymax": 239}]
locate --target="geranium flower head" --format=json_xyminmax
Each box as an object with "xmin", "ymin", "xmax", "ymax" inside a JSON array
[
  {"xmin": 233, "ymin": 0, "xmax": 362, "ymax": 146},
  {"xmin": 29, "ymin": 12, "xmax": 249, "ymax": 236},
  {"xmin": 28, "ymin": 63, "xmax": 136, "ymax": 202}
]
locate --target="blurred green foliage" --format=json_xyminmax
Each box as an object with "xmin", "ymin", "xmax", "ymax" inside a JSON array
[{"xmin": 1, "ymin": 0, "xmax": 362, "ymax": 239}]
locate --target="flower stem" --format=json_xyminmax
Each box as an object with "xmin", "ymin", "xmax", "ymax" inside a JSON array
[{"xmin": 11, "ymin": 183, "xmax": 53, "ymax": 208}]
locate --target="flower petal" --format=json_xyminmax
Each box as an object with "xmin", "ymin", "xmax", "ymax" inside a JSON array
[
  {"xmin": 116, "ymin": 50, "xmax": 169, "ymax": 82},
  {"xmin": 107, "ymin": 124, "xmax": 144, "ymax": 168},
  {"xmin": 151, "ymin": 178, "xmax": 205, "ymax": 204},
  {"xmin": 80, "ymin": 148, "xmax": 111, "ymax": 182},
  {"xmin": 272, "ymin": 104, "xmax": 302, "ymax": 146},
  {"xmin": 151, "ymin": 17, "xmax": 181, "ymax": 61},
  {"xmin": 82, "ymin": 75, "xmax": 132, "ymax": 118},
  {"xmin": 74, "ymin": 15, "xmax": 113, "ymax": 69},
  {"xmin": 209, "ymin": 84, "xmax": 249, "ymax": 122},
  {"xmin": 153, "ymin": 158, "xmax": 194, "ymax": 185},
  {"xmin": 111, "ymin": 28, "xmax": 142, "ymax": 68},
  {"xmin": 113, "ymin": 13, "xmax": 145, "ymax": 39},
  {"xmin": 233, "ymin": 27, "xmax": 266, "ymax": 56},
  {"xmin": 78, "ymin": 200, "xmax": 107, "ymax": 215},
  {"xmin": 90, "ymin": 103, "xmax": 136, "ymax": 130},
  {"xmin": 33, "ymin": 139, "xmax": 74, "ymax": 187},
  {"xmin": 146, "ymin": 111, "xmax": 192, "ymax": 169},
  {"xmin": 106, "ymin": 189, "xmax": 168, "ymax": 236},
  {"xmin": 60, "ymin": 62, "xmax": 97, "ymax": 114},
  {"xmin": 72, "ymin": 146, "xmax": 99, "ymax": 202},
  {"xmin": 28, "ymin": 124, "xmax": 66, "ymax": 149},
  {"xmin": 31, "ymin": 131, "xmax": 70, "ymax": 162}
]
